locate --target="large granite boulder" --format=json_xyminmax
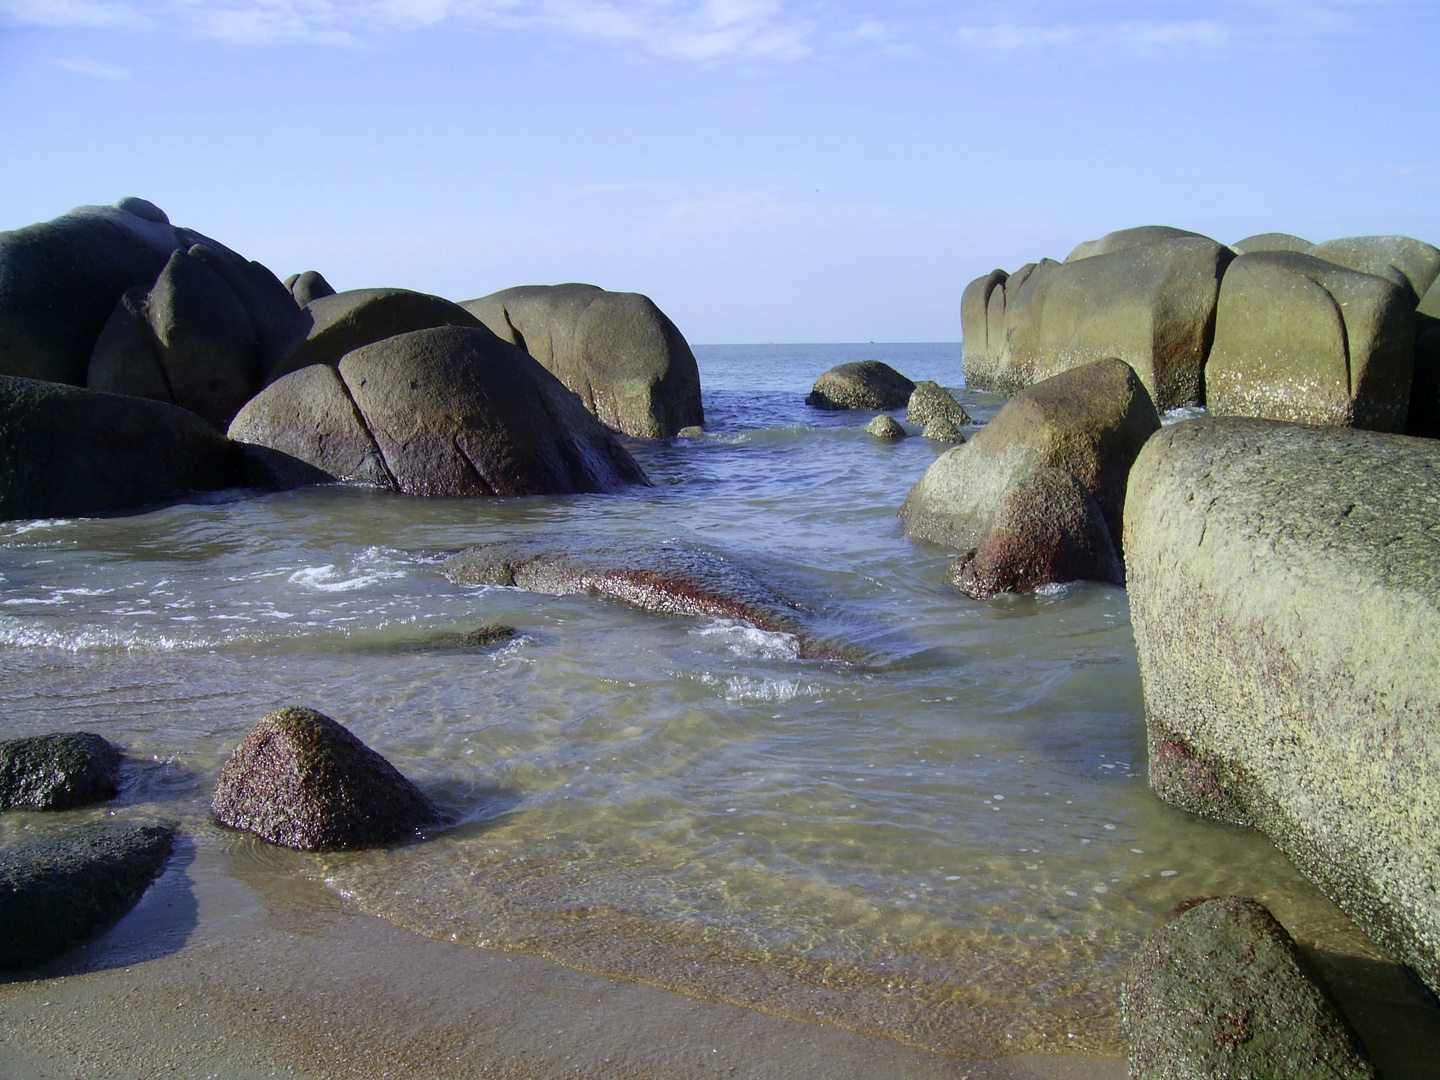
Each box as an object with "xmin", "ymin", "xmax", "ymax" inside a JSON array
[
  {"xmin": 463, "ymin": 283, "xmax": 703, "ymax": 438},
  {"xmin": 0, "ymin": 200, "xmax": 304, "ymax": 390},
  {"xmin": 1232, "ymin": 232, "xmax": 1315, "ymax": 255},
  {"xmin": 904, "ymin": 360, "xmax": 1163, "ymax": 552},
  {"xmin": 284, "ymin": 270, "xmax": 336, "ymax": 306},
  {"xmin": 0, "ymin": 732, "xmax": 122, "ymax": 811},
  {"xmin": 806, "ymin": 360, "xmax": 914, "ymax": 410},
  {"xmin": 1205, "ymin": 251, "xmax": 1415, "ymax": 432},
  {"xmin": 962, "ymin": 234, "xmax": 1232, "ymax": 410},
  {"xmin": 269, "ymin": 287, "xmax": 481, "ymax": 383},
  {"xmin": 0, "ymin": 821, "xmax": 174, "ymax": 969},
  {"xmin": 1311, "ymin": 235, "xmax": 1440, "ymax": 301},
  {"xmin": 88, "ymin": 246, "xmax": 262, "ymax": 430},
  {"xmin": 211, "ymin": 706, "xmax": 442, "ymax": 851},
  {"xmin": 1121, "ymin": 896, "xmax": 1375, "ymax": 1079},
  {"xmin": 443, "ymin": 539, "xmax": 853, "ymax": 661},
  {"xmin": 1124, "ymin": 417, "xmax": 1440, "ymax": 994},
  {"xmin": 228, "ymin": 325, "xmax": 649, "ymax": 496},
  {"xmin": 0, "ymin": 376, "xmax": 240, "ymax": 522}
]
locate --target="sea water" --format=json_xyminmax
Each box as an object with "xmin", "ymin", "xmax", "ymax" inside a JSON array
[{"xmin": 0, "ymin": 344, "xmax": 1406, "ymax": 1058}]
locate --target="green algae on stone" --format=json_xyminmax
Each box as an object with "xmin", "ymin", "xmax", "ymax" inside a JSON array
[
  {"xmin": 0, "ymin": 732, "xmax": 122, "ymax": 811},
  {"xmin": 211, "ymin": 706, "xmax": 442, "ymax": 852},
  {"xmin": 0, "ymin": 821, "xmax": 174, "ymax": 969}
]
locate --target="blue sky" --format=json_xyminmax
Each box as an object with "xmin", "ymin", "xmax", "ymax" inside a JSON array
[{"xmin": 1, "ymin": 1, "xmax": 1435, "ymax": 342}]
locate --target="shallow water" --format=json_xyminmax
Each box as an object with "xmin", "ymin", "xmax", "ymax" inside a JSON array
[{"xmin": 0, "ymin": 343, "xmax": 1404, "ymax": 1058}]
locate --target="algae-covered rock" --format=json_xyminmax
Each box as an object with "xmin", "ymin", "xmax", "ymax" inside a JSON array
[
  {"xmin": 0, "ymin": 821, "xmax": 174, "ymax": 969},
  {"xmin": 1124, "ymin": 417, "xmax": 1440, "ymax": 995},
  {"xmin": 806, "ymin": 360, "xmax": 914, "ymax": 410},
  {"xmin": 1121, "ymin": 896, "xmax": 1375, "ymax": 1079},
  {"xmin": 865, "ymin": 414, "xmax": 906, "ymax": 440},
  {"xmin": 921, "ymin": 417, "xmax": 966, "ymax": 443},
  {"xmin": 906, "ymin": 380, "xmax": 971, "ymax": 428},
  {"xmin": 0, "ymin": 732, "xmax": 122, "ymax": 811},
  {"xmin": 211, "ymin": 706, "xmax": 442, "ymax": 851}
]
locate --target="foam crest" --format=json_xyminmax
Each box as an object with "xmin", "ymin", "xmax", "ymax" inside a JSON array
[
  {"xmin": 691, "ymin": 619, "xmax": 801, "ymax": 660},
  {"xmin": 287, "ymin": 547, "xmax": 410, "ymax": 593}
]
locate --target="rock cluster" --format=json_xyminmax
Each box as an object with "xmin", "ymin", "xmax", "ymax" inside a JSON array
[
  {"xmin": 900, "ymin": 358, "xmax": 1158, "ymax": 596},
  {"xmin": 963, "ymin": 226, "xmax": 1439, "ymax": 434}
]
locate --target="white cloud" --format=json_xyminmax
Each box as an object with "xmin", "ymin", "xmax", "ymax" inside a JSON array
[{"xmin": 54, "ymin": 55, "xmax": 133, "ymax": 76}]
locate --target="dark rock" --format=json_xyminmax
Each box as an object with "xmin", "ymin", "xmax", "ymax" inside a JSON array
[
  {"xmin": 0, "ymin": 821, "xmax": 174, "ymax": 969},
  {"xmin": 463, "ymin": 283, "xmax": 704, "ymax": 439},
  {"xmin": 0, "ymin": 376, "xmax": 239, "ymax": 521},
  {"xmin": 1410, "ymin": 317, "xmax": 1440, "ymax": 438},
  {"xmin": 1124, "ymin": 417, "xmax": 1440, "ymax": 995},
  {"xmin": 284, "ymin": 270, "xmax": 336, "ymax": 306},
  {"xmin": 806, "ymin": 360, "xmax": 915, "ymax": 410},
  {"xmin": 456, "ymin": 623, "xmax": 516, "ymax": 647},
  {"xmin": 1121, "ymin": 896, "xmax": 1375, "ymax": 1079},
  {"xmin": 865, "ymin": 414, "xmax": 906, "ymax": 440},
  {"xmin": 947, "ymin": 468, "xmax": 1121, "ymax": 598},
  {"xmin": 0, "ymin": 732, "xmax": 122, "ymax": 811},
  {"xmin": 902, "ymin": 358, "xmax": 1159, "ymax": 558},
  {"xmin": 444, "ymin": 539, "xmax": 850, "ymax": 660},
  {"xmin": 184, "ymin": 243, "xmax": 309, "ymax": 382},
  {"xmin": 1206, "ymin": 251, "xmax": 1415, "ymax": 432},
  {"xmin": 906, "ymin": 380, "xmax": 971, "ymax": 428},
  {"xmin": 1232, "ymin": 232, "xmax": 1315, "ymax": 255},
  {"xmin": 270, "ymin": 287, "xmax": 482, "ymax": 383},
  {"xmin": 211, "ymin": 706, "xmax": 442, "ymax": 852},
  {"xmin": 86, "ymin": 287, "xmax": 172, "ymax": 405}
]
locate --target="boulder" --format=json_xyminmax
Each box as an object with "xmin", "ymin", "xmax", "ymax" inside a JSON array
[
  {"xmin": 921, "ymin": 417, "xmax": 966, "ymax": 443},
  {"xmin": 1421, "ymin": 276, "xmax": 1440, "ymax": 320},
  {"xmin": 0, "ymin": 732, "xmax": 122, "ymax": 811},
  {"xmin": 0, "ymin": 376, "xmax": 239, "ymax": 522},
  {"xmin": 1064, "ymin": 224, "xmax": 1210, "ymax": 262},
  {"xmin": 1121, "ymin": 896, "xmax": 1375, "ymax": 1079},
  {"xmin": 806, "ymin": 360, "xmax": 914, "ymax": 410},
  {"xmin": 906, "ymin": 380, "xmax": 971, "ymax": 428},
  {"xmin": 0, "ymin": 200, "xmax": 304, "ymax": 389},
  {"xmin": 443, "ymin": 539, "xmax": 851, "ymax": 661},
  {"xmin": 0, "ymin": 822, "xmax": 174, "ymax": 969},
  {"xmin": 269, "ymin": 287, "xmax": 481, "ymax": 383},
  {"xmin": 961, "ymin": 259, "xmax": 1061, "ymax": 396},
  {"xmin": 211, "ymin": 706, "xmax": 442, "ymax": 851},
  {"xmin": 284, "ymin": 270, "xmax": 336, "ymax": 306},
  {"xmin": 1124, "ymin": 417, "xmax": 1440, "ymax": 994},
  {"xmin": 902, "ymin": 358, "xmax": 1159, "ymax": 558},
  {"xmin": 463, "ymin": 283, "xmax": 703, "ymax": 438},
  {"xmin": 229, "ymin": 326, "xmax": 649, "ymax": 497},
  {"xmin": 1205, "ymin": 251, "xmax": 1415, "ymax": 432},
  {"xmin": 865, "ymin": 414, "xmax": 905, "ymax": 439},
  {"xmin": 959, "ymin": 269, "xmax": 1010, "ymax": 389},
  {"xmin": 1311, "ymin": 235, "xmax": 1440, "ymax": 301},
  {"xmin": 1232, "ymin": 232, "xmax": 1314, "ymax": 255},
  {"xmin": 89, "ymin": 247, "xmax": 261, "ymax": 430}
]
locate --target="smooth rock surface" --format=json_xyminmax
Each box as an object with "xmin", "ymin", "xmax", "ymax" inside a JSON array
[
  {"xmin": 1205, "ymin": 251, "xmax": 1415, "ymax": 431},
  {"xmin": 1311, "ymin": 234, "xmax": 1440, "ymax": 300},
  {"xmin": 1121, "ymin": 896, "xmax": 1375, "ymax": 1080},
  {"xmin": 285, "ymin": 270, "xmax": 336, "ymax": 306},
  {"xmin": 0, "ymin": 732, "xmax": 122, "ymax": 811},
  {"xmin": 211, "ymin": 706, "xmax": 442, "ymax": 851},
  {"xmin": 1124, "ymin": 417, "xmax": 1440, "ymax": 995},
  {"xmin": 806, "ymin": 360, "xmax": 915, "ymax": 410},
  {"xmin": 0, "ymin": 821, "xmax": 174, "ymax": 969},
  {"xmin": 1064, "ymin": 225, "xmax": 1210, "ymax": 263},
  {"xmin": 464, "ymin": 283, "xmax": 703, "ymax": 438},
  {"xmin": 0, "ymin": 376, "xmax": 239, "ymax": 521},
  {"xmin": 1232, "ymin": 232, "xmax": 1315, "ymax": 254}
]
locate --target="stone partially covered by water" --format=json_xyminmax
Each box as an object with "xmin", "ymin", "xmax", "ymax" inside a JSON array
[{"xmin": 0, "ymin": 731, "xmax": 122, "ymax": 811}]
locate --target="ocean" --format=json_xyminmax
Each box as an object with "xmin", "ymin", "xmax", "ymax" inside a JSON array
[{"xmin": 0, "ymin": 343, "xmax": 1410, "ymax": 1060}]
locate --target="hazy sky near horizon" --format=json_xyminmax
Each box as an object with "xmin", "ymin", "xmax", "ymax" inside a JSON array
[{"xmin": 1, "ymin": 0, "xmax": 1435, "ymax": 343}]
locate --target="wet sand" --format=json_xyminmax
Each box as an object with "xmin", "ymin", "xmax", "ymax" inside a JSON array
[{"xmin": 0, "ymin": 835, "xmax": 1128, "ymax": 1080}]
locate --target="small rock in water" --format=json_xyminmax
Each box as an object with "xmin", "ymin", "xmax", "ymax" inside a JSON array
[
  {"xmin": 676, "ymin": 425, "xmax": 704, "ymax": 439},
  {"xmin": 907, "ymin": 380, "xmax": 972, "ymax": 428},
  {"xmin": 806, "ymin": 360, "xmax": 915, "ymax": 410},
  {"xmin": 0, "ymin": 732, "xmax": 123, "ymax": 811},
  {"xmin": 459, "ymin": 623, "xmax": 517, "ymax": 647},
  {"xmin": 0, "ymin": 821, "xmax": 174, "ymax": 970},
  {"xmin": 1121, "ymin": 896, "xmax": 1376, "ymax": 1079},
  {"xmin": 211, "ymin": 706, "xmax": 443, "ymax": 852},
  {"xmin": 865, "ymin": 415, "xmax": 906, "ymax": 440},
  {"xmin": 922, "ymin": 417, "xmax": 966, "ymax": 443}
]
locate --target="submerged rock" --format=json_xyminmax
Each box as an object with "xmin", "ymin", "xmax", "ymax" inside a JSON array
[
  {"xmin": 212, "ymin": 706, "xmax": 442, "ymax": 852},
  {"xmin": 443, "ymin": 539, "xmax": 850, "ymax": 660},
  {"xmin": 1124, "ymin": 417, "xmax": 1440, "ymax": 995},
  {"xmin": 806, "ymin": 360, "xmax": 915, "ymax": 410},
  {"xmin": 865, "ymin": 414, "xmax": 906, "ymax": 440},
  {"xmin": 0, "ymin": 821, "xmax": 174, "ymax": 969},
  {"xmin": 0, "ymin": 732, "xmax": 122, "ymax": 811},
  {"xmin": 1121, "ymin": 896, "xmax": 1375, "ymax": 1079},
  {"xmin": 463, "ymin": 283, "xmax": 704, "ymax": 439}
]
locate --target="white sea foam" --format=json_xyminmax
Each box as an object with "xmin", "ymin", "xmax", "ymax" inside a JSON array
[
  {"xmin": 691, "ymin": 620, "xmax": 801, "ymax": 660},
  {"xmin": 6, "ymin": 518, "xmax": 74, "ymax": 536},
  {"xmin": 287, "ymin": 547, "xmax": 409, "ymax": 593},
  {"xmin": 697, "ymin": 671, "xmax": 821, "ymax": 703}
]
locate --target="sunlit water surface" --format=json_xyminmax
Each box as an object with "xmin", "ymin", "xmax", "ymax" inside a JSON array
[{"xmin": 0, "ymin": 344, "xmax": 1386, "ymax": 1057}]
